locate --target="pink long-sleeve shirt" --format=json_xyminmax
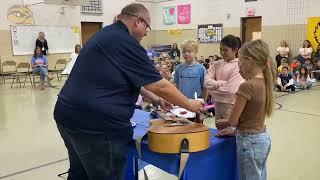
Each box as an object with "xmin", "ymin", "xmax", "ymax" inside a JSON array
[{"xmin": 204, "ymin": 58, "xmax": 244, "ymax": 104}]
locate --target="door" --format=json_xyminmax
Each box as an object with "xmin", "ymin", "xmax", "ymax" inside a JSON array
[
  {"xmin": 241, "ymin": 17, "xmax": 262, "ymax": 43},
  {"xmin": 81, "ymin": 22, "xmax": 102, "ymax": 46}
]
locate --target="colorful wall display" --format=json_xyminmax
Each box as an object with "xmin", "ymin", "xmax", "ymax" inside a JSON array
[
  {"xmin": 177, "ymin": 4, "xmax": 191, "ymax": 24},
  {"xmin": 163, "ymin": 4, "xmax": 191, "ymax": 25},
  {"xmin": 163, "ymin": 6, "xmax": 176, "ymax": 25}
]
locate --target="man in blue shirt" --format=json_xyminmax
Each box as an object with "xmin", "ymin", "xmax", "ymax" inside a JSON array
[{"xmin": 54, "ymin": 3, "xmax": 203, "ymax": 180}]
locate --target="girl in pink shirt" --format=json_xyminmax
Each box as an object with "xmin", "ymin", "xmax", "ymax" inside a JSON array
[{"xmin": 204, "ymin": 35, "xmax": 244, "ymax": 123}]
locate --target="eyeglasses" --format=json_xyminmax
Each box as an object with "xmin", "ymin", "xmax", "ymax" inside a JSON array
[{"xmin": 121, "ymin": 13, "xmax": 151, "ymax": 31}]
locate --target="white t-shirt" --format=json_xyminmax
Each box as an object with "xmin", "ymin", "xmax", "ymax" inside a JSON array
[
  {"xmin": 277, "ymin": 47, "xmax": 289, "ymax": 57},
  {"xmin": 62, "ymin": 52, "xmax": 78, "ymax": 75},
  {"xmin": 299, "ymin": 47, "xmax": 313, "ymax": 59}
]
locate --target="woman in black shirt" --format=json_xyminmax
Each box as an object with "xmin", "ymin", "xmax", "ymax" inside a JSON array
[
  {"xmin": 169, "ymin": 43, "xmax": 180, "ymax": 59},
  {"xmin": 35, "ymin": 32, "xmax": 49, "ymax": 55}
]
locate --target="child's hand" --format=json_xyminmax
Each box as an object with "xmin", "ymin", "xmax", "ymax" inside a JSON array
[
  {"xmin": 216, "ymin": 126, "xmax": 236, "ymax": 137},
  {"xmin": 215, "ymin": 119, "xmax": 230, "ymax": 130}
]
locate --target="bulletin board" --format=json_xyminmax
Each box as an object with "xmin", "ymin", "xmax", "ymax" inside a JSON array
[{"xmin": 198, "ymin": 24, "xmax": 223, "ymax": 43}]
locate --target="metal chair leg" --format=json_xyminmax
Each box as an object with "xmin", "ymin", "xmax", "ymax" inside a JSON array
[
  {"xmin": 57, "ymin": 171, "xmax": 68, "ymax": 177},
  {"xmin": 23, "ymin": 75, "xmax": 27, "ymax": 88},
  {"xmin": 28, "ymin": 75, "xmax": 33, "ymax": 86},
  {"xmin": 10, "ymin": 75, "xmax": 16, "ymax": 88},
  {"xmin": 32, "ymin": 74, "xmax": 36, "ymax": 87},
  {"xmin": 18, "ymin": 76, "xmax": 21, "ymax": 88}
]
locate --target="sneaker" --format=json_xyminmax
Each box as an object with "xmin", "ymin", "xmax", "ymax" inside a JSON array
[
  {"xmin": 47, "ymin": 80, "xmax": 56, "ymax": 88},
  {"xmin": 47, "ymin": 75, "xmax": 54, "ymax": 81}
]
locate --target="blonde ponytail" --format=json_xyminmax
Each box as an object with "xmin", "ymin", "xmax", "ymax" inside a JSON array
[
  {"xmin": 239, "ymin": 39, "xmax": 275, "ymax": 116},
  {"xmin": 264, "ymin": 58, "xmax": 276, "ymax": 116}
]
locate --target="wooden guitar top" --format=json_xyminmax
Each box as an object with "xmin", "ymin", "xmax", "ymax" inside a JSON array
[{"xmin": 149, "ymin": 118, "xmax": 209, "ymax": 134}]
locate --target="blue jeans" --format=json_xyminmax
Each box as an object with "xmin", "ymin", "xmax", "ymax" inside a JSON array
[
  {"xmin": 33, "ymin": 66, "xmax": 48, "ymax": 81},
  {"xmin": 295, "ymin": 81, "xmax": 312, "ymax": 89},
  {"xmin": 236, "ymin": 130, "xmax": 271, "ymax": 180},
  {"xmin": 56, "ymin": 123, "xmax": 129, "ymax": 180}
]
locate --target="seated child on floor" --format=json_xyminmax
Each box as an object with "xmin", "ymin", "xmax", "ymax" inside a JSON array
[
  {"xmin": 295, "ymin": 66, "xmax": 312, "ymax": 89},
  {"xmin": 277, "ymin": 57, "xmax": 289, "ymax": 74},
  {"xmin": 276, "ymin": 66, "xmax": 295, "ymax": 92},
  {"xmin": 312, "ymin": 61, "xmax": 320, "ymax": 80}
]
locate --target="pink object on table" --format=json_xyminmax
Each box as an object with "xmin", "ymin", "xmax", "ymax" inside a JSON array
[
  {"xmin": 204, "ymin": 103, "xmax": 215, "ymax": 111},
  {"xmin": 135, "ymin": 95, "xmax": 143, "ymax": 106}
]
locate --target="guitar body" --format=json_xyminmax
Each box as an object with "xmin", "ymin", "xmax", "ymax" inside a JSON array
[{"xmin": 148, "ymin": 118, "xmax": 210, "ymax": 154}]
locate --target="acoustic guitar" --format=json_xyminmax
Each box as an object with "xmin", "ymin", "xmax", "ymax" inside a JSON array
[{"xmin": 148, "ymin": 117, "xmax": 210, "ymax": 154}]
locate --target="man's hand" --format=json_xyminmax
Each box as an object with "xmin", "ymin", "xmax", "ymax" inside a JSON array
[
  {"xmin": 158, "ymin": 98, "xmax": 173, "ymax": 111},
  {"xmin": 187, "ymin": 99, "xmax": 205, "ymax": 114}
]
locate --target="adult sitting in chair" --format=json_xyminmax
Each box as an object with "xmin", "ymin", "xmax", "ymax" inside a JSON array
[
  {"xmin": 31, "ymin": 47, "xmax": 53, "ymax": 90},
  {"xmin": 61, "ymin": 44, "xmax": 81, "ymax": 75}
]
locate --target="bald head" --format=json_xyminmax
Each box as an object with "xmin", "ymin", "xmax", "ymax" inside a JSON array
[
  {"xmin": 118, "ymin": 3, "xmax": 151, "ymax": 42},
  {"xmin": 121, "ymin": 3, "xmax": 149, "ymax": 16}
]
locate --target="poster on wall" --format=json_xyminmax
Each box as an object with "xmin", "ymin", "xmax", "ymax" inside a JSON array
[
  {"xmin": 163, "ymin": 6, "xmax": 176, "ymax": 25},
  {"xmin": 7, "ymin": 5, "xmax": 35, "ymax": 25},
  {"xmin": 198, "ymin": 24, "xmax": 223, "ymax": 43},
  {"xmin": 307, "ymin": 17, "xmax": 320, "ymax": 49},
  {"xmin": 177, "ymin": 4, "xmax": 191, "ymax": 24}
]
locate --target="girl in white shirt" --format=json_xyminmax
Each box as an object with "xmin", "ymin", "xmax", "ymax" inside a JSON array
[
  {"xmin": 298, "ymin": 40, "xmax": 313, "ymax": 64},
  {"xmin": 62, "ymin": 44, "xmax": 81, "ymax": 75},
  {"xmin": 275, "ymin": 40, "xmax": 289, "ymax": 67}
]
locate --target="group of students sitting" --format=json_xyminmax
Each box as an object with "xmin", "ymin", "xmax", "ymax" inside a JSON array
[{"xmin": 275, "ymin": 40, "xmax": 320, "ymax": 92}]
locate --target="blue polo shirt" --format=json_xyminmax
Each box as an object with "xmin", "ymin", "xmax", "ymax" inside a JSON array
[
  {"xmin": 174, "ymin": 62, "xmax": 206, "ymax": 99},
  {"xmin": 54, "ymin": 21, "xmax": 162, "ymax": 143}
]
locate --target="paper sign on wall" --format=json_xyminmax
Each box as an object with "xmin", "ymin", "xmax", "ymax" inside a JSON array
[
  {"xmin": 252, "ymin": 32, "xmax": 261, "ymax": 40},
  {"xmin": 198, "ymin": 24, "xmax": 223, "ymax": 43},
  {"xmin": 163, "ymin": 6, "xmax": 176, "ymax": 25},
  {"xmin": 72, "ymin": 26, "xmax": 80, "ymax": 33},
  {"xmin": 177, "ymin": 4, "xmax": 191, "ymax": 24}
]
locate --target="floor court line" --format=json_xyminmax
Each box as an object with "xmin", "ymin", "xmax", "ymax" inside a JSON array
[
  {"xmin": 0, "ymin": 158, "xmax": 68, "ymax": 179},
  {"xmin": 277, "ymin": 109, "xmax": 320, "ymax": 117}
]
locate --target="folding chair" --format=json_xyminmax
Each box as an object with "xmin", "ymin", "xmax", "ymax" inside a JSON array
[
  {"xmin": 11, "ymin": 62, "xmax": 33, "ymax": 88},
  {"xmin": 1, "ymin": 60, "xmax": 16, "ymax": 85},
  {"xmin": 51, "ymin": 59, "xmax": 67, "ymax": 82}
]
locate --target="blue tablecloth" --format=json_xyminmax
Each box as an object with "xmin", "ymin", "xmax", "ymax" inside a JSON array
[{"xmin": 125, "ymin": 109, "xmax": 238, "ymax": 180}]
